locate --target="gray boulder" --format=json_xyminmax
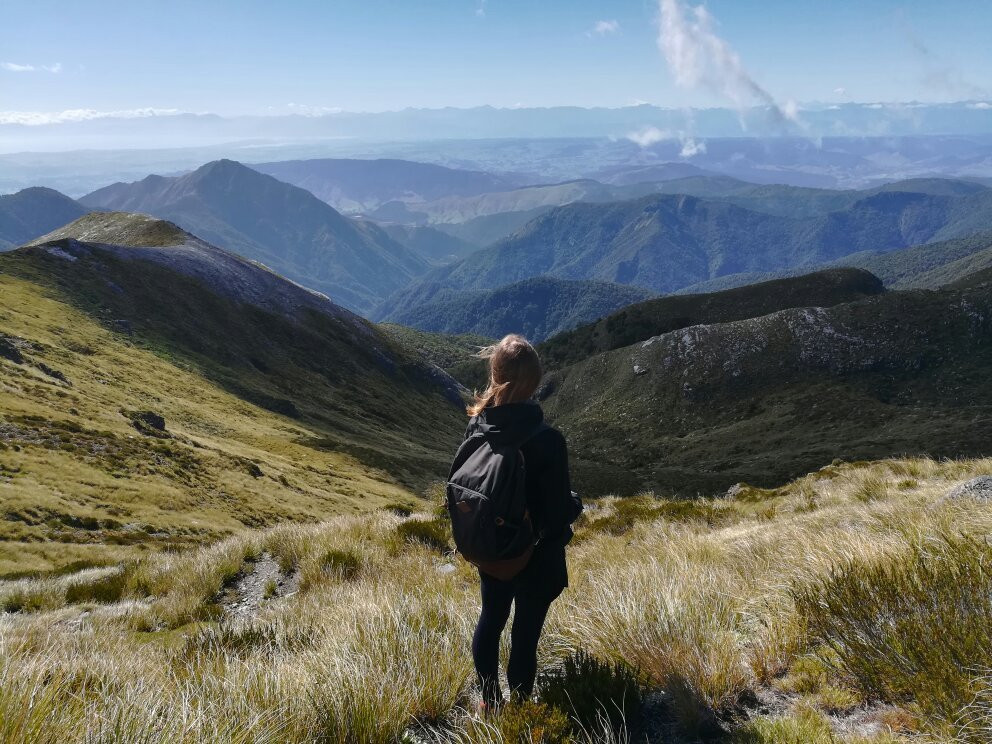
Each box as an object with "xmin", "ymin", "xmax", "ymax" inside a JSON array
[{"xmin": 946, "ymin": 476, "xmax": 992, "ymax": 503}]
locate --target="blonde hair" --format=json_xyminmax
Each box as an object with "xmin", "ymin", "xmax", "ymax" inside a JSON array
[{"xmin": 467, "ymin": 334, "xmax": 542, "ymax": 416}]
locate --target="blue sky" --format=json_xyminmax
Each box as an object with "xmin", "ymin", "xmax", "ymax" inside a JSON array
[{"xmin": 2, "ymin": 0, "xmax": 990, "ymax": 120}]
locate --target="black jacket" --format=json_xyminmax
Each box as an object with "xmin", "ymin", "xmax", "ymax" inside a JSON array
[{"xmin": 464, "ymin": 401, "xmax": 581, "ymax": 594}]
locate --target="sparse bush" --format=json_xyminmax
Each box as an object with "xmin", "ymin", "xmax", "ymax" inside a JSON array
[
  {"xmin": 585, "ymin": 494, "xmax": 726, "ymax": 536},
  {"xmin": 538, "ymin": 649, "xmax": 642, "ymax": 733},
  {"xmin": 793, "ymin": 535, "xmax": 992, "ymax": 731},
  {"xmin": 482, "ymin": 700, "xmax": 572, "ymax": 744},
  {"xmin": 384, "ymin": 502, "xmax": 414, "ymax": 517},
  {"xmin": 396, "ymin": 517, "xmax": 450, "ymax": 552},
  {"xmin": 732, "ymin": 704, "xmax": 835, "ymax": 744}
]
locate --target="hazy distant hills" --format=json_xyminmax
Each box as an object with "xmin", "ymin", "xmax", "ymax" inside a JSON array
[
  {"xmin": 375, "ymin": 276, "xmax": 655, "ymax": 342},
  {"xmin": 395, "ymin": 187, "xmax": 992, "ymax": 303},
  {"xmin": 537, "ymin": 268, "xmax": 884, "ymax": 370},
  {"xmin": 252, "ymin": 158, "xmax": 520, "ymax": 214},
  {"xmin": 540, "ymin": 275, "xmax": 992, "ymax": 495},
  {"xmin": 79, "ymin": 159, "xmax": 430, "ymax": 313},
  {"xmin": 379, "ymin": 224, "xmax": 478, "ymax": 264},
  {"xmin": 78, "ymin": 159, "xmax": 433, "ymax": 306},
  {"xmin": 0, "ymin": 187, "xmax": 88, "ymax": 251}
]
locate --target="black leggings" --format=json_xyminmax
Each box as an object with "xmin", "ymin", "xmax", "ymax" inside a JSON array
[{"xmin": 471, "ymin": 571, "xmax": 559, "ymax": 704}]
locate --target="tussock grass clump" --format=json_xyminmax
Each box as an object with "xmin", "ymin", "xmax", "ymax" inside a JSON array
[
  {"xmin": 396, "ymin": 516, "xmax": 451, "ymax": 552},
  {"xmin": 794, "ymin": 534, "xmax": 992, "ymax": 736},
  {"xmin": 578, "ymin": 493, "xmax": 730, "ymax": 536},
  {"xmin": 538, "ymin": 649, "xmax": 642, "ymax": 734}
]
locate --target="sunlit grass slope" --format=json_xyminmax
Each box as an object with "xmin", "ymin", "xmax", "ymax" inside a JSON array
[
  {"xmin": 0, "ymin": 266, "xmax": 455, "ymax": 577},
  {"xmin": 2, "ymin": 456, "xmax": 991, "ymax": 742}
]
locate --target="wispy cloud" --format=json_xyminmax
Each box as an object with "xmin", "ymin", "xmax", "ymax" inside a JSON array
[
  {"xmin": 901, "ymin": 20, "xmax": 987, "ymax": 99},
  {"xmin": 475, "ymin": 0, "xmax": 487, "ymax": 17},
  {"xmin": 0, "ymin": 107, "xmax": 183, "ymax": 126},
  {"xmin": 627, "ymin": 126, "xmax": 671, "ymax": 147},
  {"xmin": 625, "ymin": 125, "xmax": 706, "ymax": 158},
  {"xmin": 656, "ymin": 0, "xmax": 800, "ymax": 128},
  {"xmin": 588, "ymin": 19, "xmax": 620, "ymax": 36},
  {"xmin": 2, "ymin": 61, "xmax": 62, "ymax": 73}
]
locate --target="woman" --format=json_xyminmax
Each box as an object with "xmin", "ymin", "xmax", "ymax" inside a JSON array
[{"xmin": 461, "ymin": 334, "xmax": 582, "ymax": 709}]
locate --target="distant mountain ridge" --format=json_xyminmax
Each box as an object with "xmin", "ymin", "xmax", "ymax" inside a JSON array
[
  {"xmin": 252, "ymin": 158, "xmax": 520, "ymax": 214},
  {"xmin": 375, "ymin": 275, "xmax": 655, "ymax": 342},
  {"xmin": 541, "ymin": 278, "xmax": 992, "ymax": 495},
  {"xmin": 537, "ymin": 268, "xmax": 885, "ymax": 370},
  {"xmin": 0, "ymin": 187, "xmax": 89, "ymax": 251},
  {"xmin": 79, "ymin": 159, "xmax": 430, "ymax": 313},
  {"xmin": 394, "ymin": 187, "xmax": 992, "ymax": 304}
]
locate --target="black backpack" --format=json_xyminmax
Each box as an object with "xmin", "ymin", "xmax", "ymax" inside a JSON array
[{"xmin": 446, "ymin": 424, "xmax": 545, "ymax": 580}]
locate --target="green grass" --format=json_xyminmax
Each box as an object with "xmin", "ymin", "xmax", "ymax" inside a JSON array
[
  {"xmin": 793, "ymin": 534, "xmax": 992, "ymax": 739},
  {"xmin": 0, "ymin": 246, "xmax": 464, "ymax": 574}
]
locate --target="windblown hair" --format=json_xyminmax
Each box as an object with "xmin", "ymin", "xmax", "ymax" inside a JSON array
[{"xmin": 467, "ymin": 334, "xmax": 543, "ymax": 416}]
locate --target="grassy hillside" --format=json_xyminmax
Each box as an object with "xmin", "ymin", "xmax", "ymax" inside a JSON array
[
  {"xmin": 0, "ymin": 187, "xmax": 89, "ymax": 251},
  {"xmin": 79, "ymin": 160, "xmax": 429, "ymax": 314},
  {"xmin": 377, "ymin": 323, "xmax": 492, "ymax": 384},
  {"xmin": 0, "ymin": 220, "xmax": 463, "ymax": 576},
  {"xmin": 2, "ymin": 457, "xmax": 991, "ymax": 742},
  {"xmin": 376, "ymin": 276, "xmax": 655, "ymax": 342},
  {"xmin": 538, "ymin": 268, "xmax": 884, "ymax": 370},
  {"xmin": 540, "ymin": 282, "xmax": 992, "ymax": 496}
]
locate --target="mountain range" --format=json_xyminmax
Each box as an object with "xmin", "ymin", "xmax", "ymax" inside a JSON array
[
  {"xmin": 0, "ymin": 187, "xmax": 88, "ymax": 251},
  {"xmin": 539, "ymin": 274, "xmax": 992, "ymax": 495},
  {"xmin": 78, "ymin": 160, "xmax": 431, "ymax": 313},
  {"xmin": 252, "ymin": 158, "xmax": 521, "ymax": 214},
  {"xmin": 385, "ymin": 186, "xmax": 992, "ymax": 320},
  {"xmin": 537, "ymin": 268, "xmax": 885, "ymax": 370},
  {"xmin": 375, "ymin": 276, "xmax": 655, "ymax": 342}
]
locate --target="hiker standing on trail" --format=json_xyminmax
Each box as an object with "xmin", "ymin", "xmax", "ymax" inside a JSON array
[{"xmin": 446, "ymin": 334, "xmax": 583, "ymax": 710}]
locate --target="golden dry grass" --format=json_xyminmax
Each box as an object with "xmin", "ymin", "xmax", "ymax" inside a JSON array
[{"xmin": 1, "ymin": 456, "xmax": 990, "ymax": 742}]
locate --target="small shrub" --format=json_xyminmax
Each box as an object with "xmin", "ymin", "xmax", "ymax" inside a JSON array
[
  {"xmin": 776, "ymin": 655, "xmax": 828, "ymax": 695},
  {"xmin": 383, "ymin": 502, "xmax": 414, "ymax": 517},
  {"xmin": 396, "ymin": 517, "xmax": 450, "ymax": 552},
  {"xmin": 793, "ymin": 535, "xmax": 992, "ymax": 731},
  {"xmin": 538, "ymin": 649, "xmax": 642, "ymax": 733},
  {"xmin": 732, "ymin": 705, "xmax": 834, "ymax": 744},
  {"xmin": 263, "ymin": 578, "xmax": 278, "ymax": 599},
  {"xmin": 490, "ymin": 700, "xmax": 572, "ymax": 744}
]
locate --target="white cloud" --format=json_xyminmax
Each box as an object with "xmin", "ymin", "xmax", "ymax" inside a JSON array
[
  {"xmin": 0, "ymin": 107, "xmax": 184, "ymax": 126},
  {"xmin": 967, "ymin": 102, "xmax": 991, "ymax": 110},
  {"xmin": 589, "ymin": 19, "xmax": 620, "ymax": 36},
  {"xmin": 657, "ymin": 0, "xmax": 800, "ymax": 129},
  {"xmin": 476, "ymin": 0, "xmax": 486, "ymax": 16},
  {"xmin": 626, "ymin": 125, "xmax": 706, "ymax": 158},
  {"xmin": 2, "ymin": 61, "xmax": 62, "ymax": 73},
  {"xmin": 833, "ymin": 87, "xmax": 847, "ymax": 97},
  {"xmin": 679, "ymin": 137, "xmax": 706, "ymax": 157},
  {"xmin": 626, "ymin": 126, "xmax": 672, "ymax": 146}
]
